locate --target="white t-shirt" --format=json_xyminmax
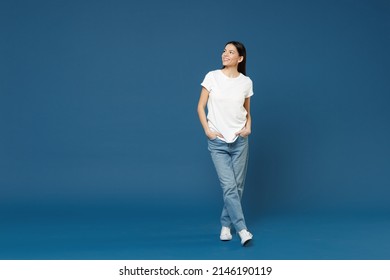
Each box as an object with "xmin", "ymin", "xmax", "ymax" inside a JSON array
[{"xmin": 201, "ymin": 69, "xmax": 254, "ymax": 143}]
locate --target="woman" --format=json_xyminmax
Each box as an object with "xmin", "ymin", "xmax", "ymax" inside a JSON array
[{"xmin": 197, "ymin": 41, "xmax": 254, "ymax": 246}]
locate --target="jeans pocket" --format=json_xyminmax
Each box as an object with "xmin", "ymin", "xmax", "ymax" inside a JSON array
[
  {"xmin": 208, "ymin": 136, "xmax": 219, "ymax": 141},
  {"xmin": 239, "ymin": 135, "xmax": 249, "ymax": 141}
]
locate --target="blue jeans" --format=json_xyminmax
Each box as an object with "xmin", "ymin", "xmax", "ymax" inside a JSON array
[{"xmin": 208, "ymin": 136, "xmax": 249, "ymax": 232}]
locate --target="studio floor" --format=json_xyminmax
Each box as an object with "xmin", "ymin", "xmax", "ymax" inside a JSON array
[{"xmin": 1, "ymin": 203, "xmax": 389, "ymax": 260}]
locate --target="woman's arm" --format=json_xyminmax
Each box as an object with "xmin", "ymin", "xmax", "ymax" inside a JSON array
[
  {"xmin": 197, "ymin": 87, "xmax": 223, "ymax": 140},
  {"xmin": 236, "ymin": 97, "xmax": 252, "ymax": 137}
]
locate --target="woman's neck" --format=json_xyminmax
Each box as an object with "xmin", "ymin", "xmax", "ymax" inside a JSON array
[{"xmin": 222, "ymin": 67, "xmax": 240, "ymax": 78}]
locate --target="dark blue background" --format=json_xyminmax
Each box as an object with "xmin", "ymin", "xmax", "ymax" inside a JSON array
[{"xmin": 1, "ymin": 0, "xmax": 389, "ymax": 259}]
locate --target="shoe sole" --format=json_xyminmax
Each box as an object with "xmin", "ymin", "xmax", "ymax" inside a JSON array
[
  {"xmin": 241, "ymin": 238, "xmax": 252, "ymax": 246},
  {"xmin": 220, "ymin": 236, "xmax": 232, "ymax": 241}
]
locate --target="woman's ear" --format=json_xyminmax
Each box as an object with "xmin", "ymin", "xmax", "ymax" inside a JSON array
[{"xmin": 238, "ymin": 56, "xmax": 244, "ymax": 63}]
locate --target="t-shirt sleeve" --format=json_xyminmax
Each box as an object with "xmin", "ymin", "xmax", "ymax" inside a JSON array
[
  {"xmin": 245, "ymin": 79, "xmax": 254, "ymax": 98},
  {"xmin": 200, "ymin": 72, "xmax": 212, "ymax": 92}
]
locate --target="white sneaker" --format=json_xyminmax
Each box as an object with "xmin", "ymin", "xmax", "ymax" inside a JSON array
[
  {"xmin": 238, "ymin": 229, "xmax": 253, "ymax": 246},
  {"xmin": 220, "ymin": 226, "xmax": 232, "ymax": 241}
]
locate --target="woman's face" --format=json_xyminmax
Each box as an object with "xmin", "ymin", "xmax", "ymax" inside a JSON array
[{"xmin": 222, "ymin": 44, "xmax": 243, "ymax": 68}]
